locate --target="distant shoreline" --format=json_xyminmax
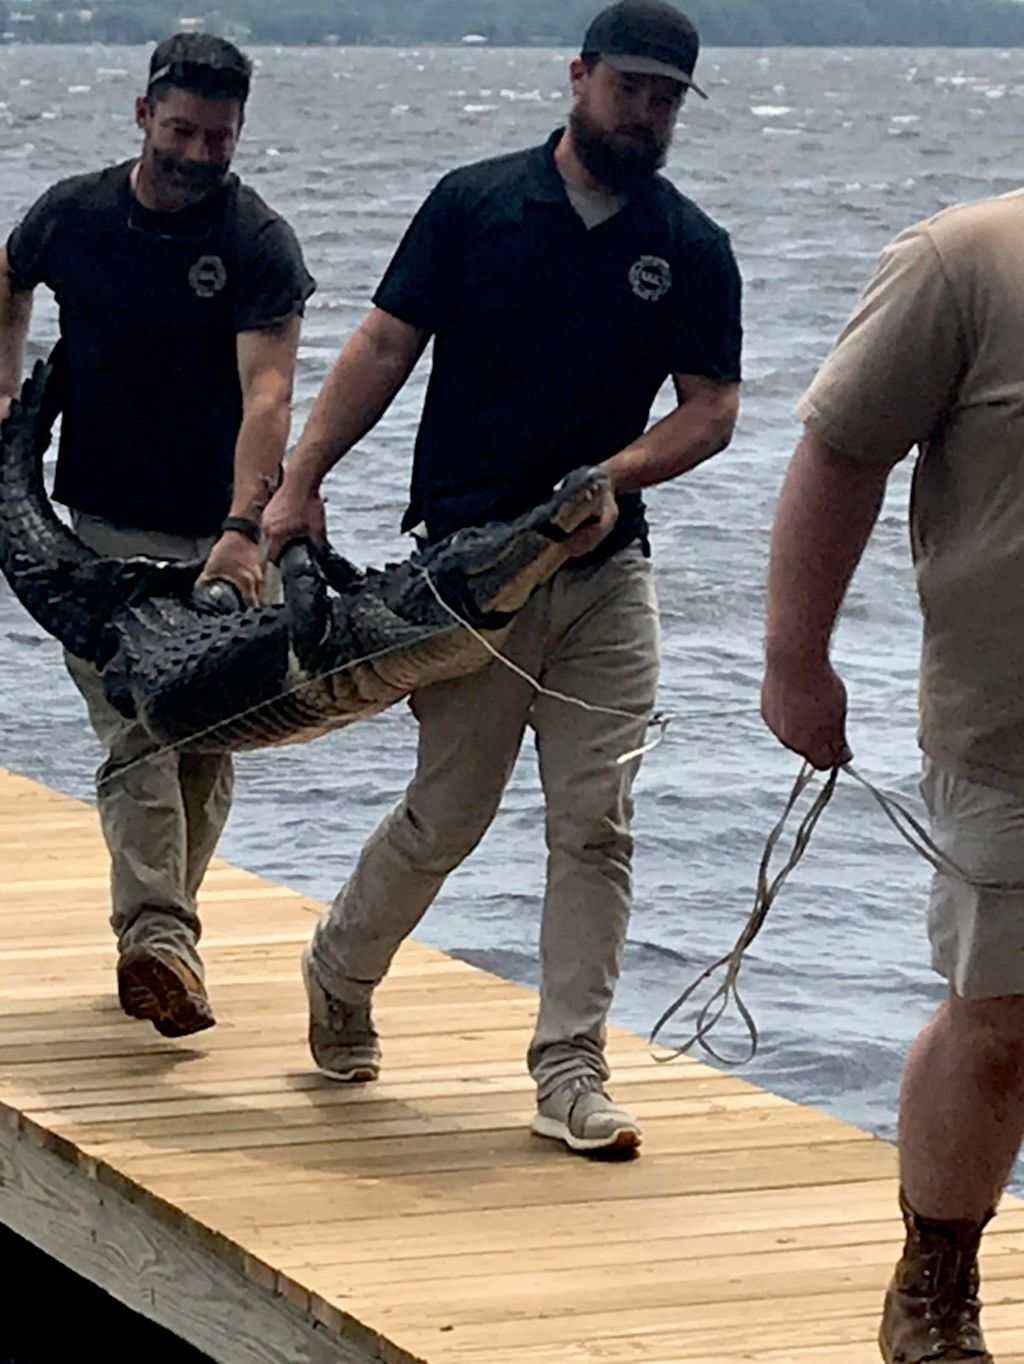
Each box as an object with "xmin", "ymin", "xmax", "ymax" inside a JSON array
[{"xmin": 4, "ymin": 39, "xmax": 1024, "ymax": 50}]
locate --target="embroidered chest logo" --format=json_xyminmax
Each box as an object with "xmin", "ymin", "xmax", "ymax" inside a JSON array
[
  {"xmin": 629, "ymin": 255, "xmax": 672, "ymax": 303},
  {"xmin": 188, "ymin": 254, "xmax": 227, "ymax": 299}
]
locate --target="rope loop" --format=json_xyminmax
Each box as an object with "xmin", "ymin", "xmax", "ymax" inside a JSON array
[{"xmin": 650, "ymin": 759, "xmax": 1024, "ymax": 1067}]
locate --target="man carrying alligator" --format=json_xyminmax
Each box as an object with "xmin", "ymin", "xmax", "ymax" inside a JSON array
[
  {"xmin": 264, "ymin": 0, "xmax": 741, "ymax": 1155},
  {"xmin": 0, "ymin": 34, "xmax": 314, "ymax": 1038}
]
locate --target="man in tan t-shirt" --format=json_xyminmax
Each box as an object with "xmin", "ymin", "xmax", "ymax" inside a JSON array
[{"xmin": 762, "ymin": 190, "xmax": 1024, "ymax": 1364}]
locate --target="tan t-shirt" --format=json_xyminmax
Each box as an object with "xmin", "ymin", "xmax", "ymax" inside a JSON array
[{"xmin": 797, "ymin": 189, "xmax": 1024, "ymax": 794}]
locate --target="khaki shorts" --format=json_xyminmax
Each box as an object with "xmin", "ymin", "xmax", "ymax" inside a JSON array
[{"xmin": 923, "ymin": 757, "xmax": 1024, "ymax": 999}]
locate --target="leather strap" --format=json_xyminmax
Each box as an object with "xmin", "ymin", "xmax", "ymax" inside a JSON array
[{"xmin": 221, "ymin": 515, "xmax": 261, "ymax": 544}]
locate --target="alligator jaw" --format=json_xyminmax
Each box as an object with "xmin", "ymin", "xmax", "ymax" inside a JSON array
[{"xmin": 426, "ymin": 465, "xmax": 613, "ymax": 623}]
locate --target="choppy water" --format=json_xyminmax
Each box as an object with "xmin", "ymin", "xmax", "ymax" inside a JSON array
[{"xmin": 3, "ymin": 43, "xmax": 1024, "ymax": 1148}]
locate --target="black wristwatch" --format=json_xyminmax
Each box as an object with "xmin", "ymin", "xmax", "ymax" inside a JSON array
[{"xmin": 221, "ymin": 515, "xmax": 262, "ymax": 544}]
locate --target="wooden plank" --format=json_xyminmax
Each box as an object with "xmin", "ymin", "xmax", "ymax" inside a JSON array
[
  {"xmin": 11, "ymin": 1061, "xmax": 774, "ymax": 1114},
  {"xmin": 247, "ymin": 1191, "xmax": 1024, "ymax": 1271},
  {"xmin": 373, "ymin": 1295, "xmax": 1024, "ymax": 1361},
  {"xmin": 274, "ymin": 1222, "xmax": 1024, "ymax": 1282},
  {"xmin": 78, "ymin": 1134, "xmax": 890, "ymax": 1190},
  {"xmin": 315, "ymin": 1260, "xmax": 1024, "ymax": 1336},
  {"xmin": 12, "ymin": 1078, "xmax": 775, "ymax": 1118},
  {"xmin": 20, "ymin": 1098, "xmax": 840, "ymax": 1149}
]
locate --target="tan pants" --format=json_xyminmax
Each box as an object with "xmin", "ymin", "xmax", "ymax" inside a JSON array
[
  {"xmin": 65, "ymin": 513, "xmax": 234, "ymax": 976},
  {"xmin": 310, "ymin": 545, "xmax": 661, "ymax": 1096}
]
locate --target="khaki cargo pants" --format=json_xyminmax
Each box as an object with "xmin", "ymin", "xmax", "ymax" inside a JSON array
[
  {"xmin": 64, "ymin": 512, "xmax": 235, "ymax": 977},
  {"xmin": 310, "ymin": 544, "xmax": 661, "ymax": 1097}
]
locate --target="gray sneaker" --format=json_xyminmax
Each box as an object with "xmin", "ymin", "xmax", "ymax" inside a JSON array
[
  {"xmin": 301, "ymin": 947, "xmax": 381, "ymax": 1082},
  {"xmin": 531, "ymin": 1075, "xmax": 642, "ymax": 1154}
]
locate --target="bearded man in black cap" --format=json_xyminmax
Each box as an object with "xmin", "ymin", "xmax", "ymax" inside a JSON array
[
  {"xmin": 264, "ymin": 0, "xmax": 741, "ymax": 1156},
  {"xmin": 0, "ymin": 34, "xmax": 314, "ymax": 1038}
]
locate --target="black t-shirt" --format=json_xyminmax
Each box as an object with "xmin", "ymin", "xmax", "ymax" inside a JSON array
[
  {"xmin": 374, "ymin": 129, "xmax": 742, "ymax": 554},
  {"xmin": 6, "ymin": 162, "xmax": 315, "ymax": 535}
]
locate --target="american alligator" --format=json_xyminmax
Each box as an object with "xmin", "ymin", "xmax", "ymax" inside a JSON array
[{"xmin": 0, "ymin": 359, "xmax": 609, "ymax": 752}]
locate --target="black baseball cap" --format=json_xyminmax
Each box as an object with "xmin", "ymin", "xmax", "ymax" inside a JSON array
[
  {"xmin": 582, "ymin": 1, "xmax": 707, "ymax": 100},
  {"xmin": 147, "ymin": 32, "xmax": 253, "ymax": 103}
]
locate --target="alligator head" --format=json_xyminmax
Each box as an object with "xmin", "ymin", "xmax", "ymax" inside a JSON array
[{"xmin": 414, "ymin": 465, "xmax": 611, "ymax": 626}]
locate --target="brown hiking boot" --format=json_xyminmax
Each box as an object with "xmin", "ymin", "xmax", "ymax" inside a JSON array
[
  {"xmin": 117, "ymin": 944, "xmax": 216, "ymax": 1038},
  {"xmin": 879, "ymin": 1189, "xmax": 994, "ymax": 1363}
]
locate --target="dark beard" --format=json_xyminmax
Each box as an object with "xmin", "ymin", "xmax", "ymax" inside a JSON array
[
  {"xmin": 147, "ymin": 147, "xmax": 228, "ymax": 207},
  {"xmin": 569, "ymin": 105, "xmax": 669, "ymax": 193}
]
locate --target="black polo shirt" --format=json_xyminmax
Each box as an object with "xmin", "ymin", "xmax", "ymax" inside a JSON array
[
  {"xmin": 6, "ymin": 162, "xmax": 315, "ymax": 536},
  {"xmin": 374, "ymin": 129, "xmax": 742, "ymax": 554}
]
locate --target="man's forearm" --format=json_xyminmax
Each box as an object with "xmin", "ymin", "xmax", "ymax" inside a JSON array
[
  {"xmin": 603, "ymin": 393, "xmax": 738, "ymax": 493},
  {"xmin": 765, "ymin": 431, "xmax": 890, "ymax": 666},
  {"xmin": 229, "ymin": 393, "xmax": 293, "ymax": 522},
  {"xmin": 287, "ymin": 315, "xmax": 426, "ymax": 493},
  {"xmin": 0, "ymin": 255, "xmax": 33, "ymax": 404}
]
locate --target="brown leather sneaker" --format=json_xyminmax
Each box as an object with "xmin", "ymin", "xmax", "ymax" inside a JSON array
[
  {"xmin": 879, "ymin": 1190, "xmax": 994, "ymax": 1363},
  {"xmin": 117, "ymin": 945, "xmax": 216, "ymax": 1038}
]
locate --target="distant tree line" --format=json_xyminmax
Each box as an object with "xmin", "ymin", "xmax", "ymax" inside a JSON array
[{"xmin": 9, "ymin": 0, "xmax": 1024, "ymax": 46}]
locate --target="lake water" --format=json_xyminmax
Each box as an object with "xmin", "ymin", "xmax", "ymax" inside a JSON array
[{"xmin": 3, "ymin": 43, "xmax": 1023, "ymax": 1152}]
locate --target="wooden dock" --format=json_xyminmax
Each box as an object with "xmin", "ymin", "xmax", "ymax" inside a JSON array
[{"xmin": 3, "ymin": 765, "xmax": 1024, "ymax": 1363}]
